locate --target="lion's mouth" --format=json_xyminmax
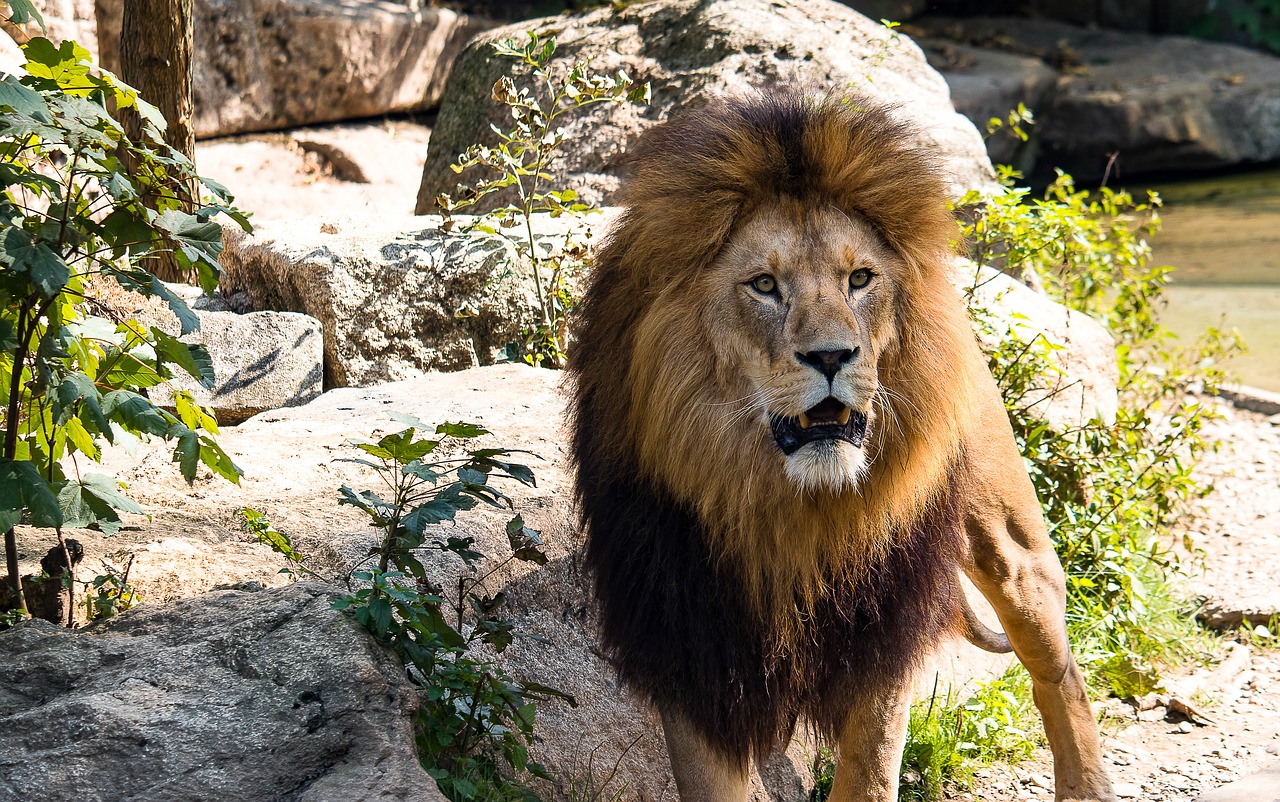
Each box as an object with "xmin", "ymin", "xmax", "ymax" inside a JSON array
[{"xmin": 769, "ymin": 397, "xmax": 869, "ymax": 456}]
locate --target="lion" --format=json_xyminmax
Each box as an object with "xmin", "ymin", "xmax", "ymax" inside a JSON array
[{"xmin": 568, "ymin": 93, "xmax": 1115, "ymax": 802}]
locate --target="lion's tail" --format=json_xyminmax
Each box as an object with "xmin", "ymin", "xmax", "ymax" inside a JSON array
[{"xmin": 960, "ymin": 594, "xmax": 1013, "ymax": 654}]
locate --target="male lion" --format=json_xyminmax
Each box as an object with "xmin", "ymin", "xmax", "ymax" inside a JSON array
[{"xmin": 568, "ymin": 94, "xmax": 1114, "ymax": 802}]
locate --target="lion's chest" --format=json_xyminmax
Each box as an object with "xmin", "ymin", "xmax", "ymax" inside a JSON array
[{"xmin": 583, "ymin": 477, "xmax": 964, "ymax": 759}]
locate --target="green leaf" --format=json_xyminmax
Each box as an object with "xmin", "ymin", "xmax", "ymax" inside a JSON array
[
  {"xmin": 197, "ymin": 435, "xmax": 241, "ymax": 484},
  {"xmin": 154, "ymin": 330, "xmax": 215, "ymax": 389},
  {"xmin": 368, "ymin": 597, "xmax": 392, "ymax": 635},
  {"xmin": 101, "ymin": 389, "xmax": 170, "ymax": 436},
  {"xmin": 436, "ymin": 421, "xmax": 488, "ymax": 439},
  {"xmin": 0, "ymin": 458, "xmax": 62, "ymax": 528},
  {"xmin": 154, "ymin": 209, "xmax": 224, "ymax": 268},
  {"xmin": 0, "ymin": 75, "xmax": 50, "ymax": 119},
  {"xmin": 148, "ymin": 277, "xmax": 200, "ymax": 335},
  {"xmin": 167, "ymin": 422, "xmax": 200, "ymax": 482},
  {"xmin": 2, "ymin": 228, "xmax": 69, "ymax": 297},
  {"xmin": 55, "ymin": 372, "xmax": 109, "ymax": 433},
  {"xmin": 376, "ymin": 428, "xmax": 437, "ymax": 464},
  {"xmin": 59, "ymin": 473, "xmax": 144, "ymax": 534},
  {"xmin": 63, "ymin": 416, "xmax": 99, "ymax": 460},
  {"xmin": 506, "ymin": 515, "xmax": 547, "ymax": 565},
  {"xmin": 4, "ymin": 0, "xmax": 46, "ymax": 30},
  {"xmin": 241, "ymin": 508, "xmax": 307, "ymax": 564}
]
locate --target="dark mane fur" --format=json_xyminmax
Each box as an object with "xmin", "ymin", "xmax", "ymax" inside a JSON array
[{"xmin": 568, "ymin": 93, "xmax": 972, "ymax": 762}]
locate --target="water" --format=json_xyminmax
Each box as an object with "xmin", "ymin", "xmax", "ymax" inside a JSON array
[{"xmin": 1143, "ymin": 168, "xmax": 1280, "ymax": 393}]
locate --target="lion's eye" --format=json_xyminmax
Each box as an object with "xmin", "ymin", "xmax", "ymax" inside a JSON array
[
  {"xmin": 749, "ymin": 274, "xmax": 778, "ymax": 295},
  {"xmin": 849, "ymin": 268, "xmax": 874, "ymax": 290}
]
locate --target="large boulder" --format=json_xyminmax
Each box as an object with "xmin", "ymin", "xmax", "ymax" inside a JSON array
[
  {"xmin": 915, "ymin": 36, "xmax": 1057, "ymax": 170},
  {"xmin": 0, "ymin": 582, "xmax": 443, "ymax": 802},
  {"xmin": 153, "ymin": 307, "xmax": 326, "ymax": 424},
  {"xmin": 961, "ymin": 262, "xmax": 1119, "ymax": 432},
  {"xmin": 95, "ymin": 0, "xmax": 492, "ymax": 138},
  {"xmin": 914, "ymin": 16, "xmax": 1280, "ymax": 180},
  {"xmin": 217, "ymin": 214, "xmax": 582, "ymax": 387},
  {"xmin": 414, "ymin": 0, "xmax": 996, "ymax": 214}
]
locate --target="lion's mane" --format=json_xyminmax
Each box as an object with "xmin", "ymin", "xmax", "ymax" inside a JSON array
[{"xmin": 569, "ymin": 94, "xmax": 988, "ymax": 761}]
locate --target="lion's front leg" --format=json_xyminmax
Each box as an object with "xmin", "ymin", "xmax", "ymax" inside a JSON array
[
  {"xmin": 660, "ymin": 706, "xmax": 750, "ymax": 802},
  {"xmin": 826, "ymin": 678, "xmax": 914, "ymax": 802}
]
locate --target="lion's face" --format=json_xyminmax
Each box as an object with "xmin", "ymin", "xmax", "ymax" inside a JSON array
[{"xmin": 698, "ymin": 200, "xmax": 904, "ymax": 492}]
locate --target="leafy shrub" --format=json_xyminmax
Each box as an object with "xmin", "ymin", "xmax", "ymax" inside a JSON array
[
  {"xmin": 0, "ymin": 25, "xmax": 248, "ymax": 621},
  {"xmin": 437, "ymin": 33, "xmax": 649, "ymax": 368},
  {"xmin": 959, "ymin": 170, "xmax": 1242, "ymax": 695},
  {"xmin": 331, "ymin": 415, "xmax": 572, "ymax": 801}
]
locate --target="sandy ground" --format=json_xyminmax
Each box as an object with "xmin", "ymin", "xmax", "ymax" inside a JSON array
[{"xmin": 194, "ymin": 117, "xmax": 433, "ymax": 223}]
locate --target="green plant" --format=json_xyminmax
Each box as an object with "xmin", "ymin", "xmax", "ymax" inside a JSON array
[
  {"xmin": 240, "ymin": 506, "xmax": 318, "ymax": 578},
  {"xmin": 332, "ymin": 414, "xmax": 572, "ymax": 801},
  {"xmin": 1191, "ymin": 0, "xmax": 1280, "ymax": 55},
  {"xmin": 436, "ymin": 32, "xmax": 649, "ymax": 368},
  {"xmin": 82, "ymin": 549, "xmax": 137, "ymax": 620},
  {"xmin": 1, "ymin": 17, "xmax": 249, "ymax": 621},
  {"xmin": 984, "ymin": 103, "xmax": 1035, "ymax": 145},
  {"xmin": 559, "ymin": 733, "xmax": 642, "ymax": 802},
  {"xmin": 959, "ymin": 170, "xmax": 1243, "ymax": 697}
]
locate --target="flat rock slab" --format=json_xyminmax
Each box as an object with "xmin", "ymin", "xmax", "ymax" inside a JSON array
[
  {"xmin": 914, "ymin": 15, "xmax": 1280, "ymax": 179},
  {"xmin": 0, "ymin": 582, "xmax": 443, "ymax": 802},
  {"xmin": 416, "ymin": 0, "xmax": 995, "ymax": 214},
  {"xmin": 1196, "ymin": 763, "xmax": 1280, "ymax": 801},
  {"xmin": 96, "ymin": 0, "xmax": 492, "ymax": 137}
]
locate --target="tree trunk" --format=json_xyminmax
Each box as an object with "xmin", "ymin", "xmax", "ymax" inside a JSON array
[{"xmin": 118, "ymin": 0, "xmax": 197, "ymax": 283}]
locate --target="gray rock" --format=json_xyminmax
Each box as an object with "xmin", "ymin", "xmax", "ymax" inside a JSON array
[
  {"xmin": 0, "ymin": 582, "xmax": 444, "ymax": 802},
  {"xmin": 414, "ymin": 0, "xmax": 996, "ymax": 215},
  {"xmin": 152, "ymin": 308, "xmax": 325, "ymax": 424},
  {"xmin": 1196, "ymin": 763, "xmax": 1280, "ymax": 802},
  {"xmin": 917, "ymin": 37, "xmax": 1058, "ymax": 170},
  {"xmin": 1197, "ymin": 597, "xmax": 1280, "ymax": 631},
  {"xmin": 960, "ymin": 262, "xmax": 1119, "ymax": 432},
  {"xmin": 914, "ymin": 16, "xmax": 1280, "ymax": 180},
  {"xmin": 217, "ymin": 214, "xmax": 582, "ymax": 387},
  {"xmin": 95, "ymin": 0, "xmax": 492, "ymax": 138}
]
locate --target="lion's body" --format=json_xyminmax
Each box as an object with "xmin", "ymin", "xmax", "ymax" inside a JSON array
[{"xmin": 569, "ymin": 95, "xmax": 1114, "ymax": 801}]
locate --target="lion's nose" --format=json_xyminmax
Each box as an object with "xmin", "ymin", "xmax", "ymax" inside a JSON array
[{"xmin": 795, "ymin": 348, "xmax": 857, "ymax": 383}]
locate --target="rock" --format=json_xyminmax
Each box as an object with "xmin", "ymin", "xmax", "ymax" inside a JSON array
[
  {"xmin": 1198, "ymin": 597, "xmax": 1280, "ymax": 631},
  {"xmin": 1215, "ymin": 384, "xmax": 1280, "ymax": 417},
  {"xmin": 95, "ymin": 0, "xmax": 492, "ymax": 138},
  {"xmin": 217, "ymin": 213, "xmax": 583, "ymax": 387},
  {"xmin": 1196, "ymin": 763, "xmax": 1280, "ymax": 801},
  {"xmin": 960, "ymin": 262, "xmax": 1120, "ymax": 432},
  {"xmin": 152, "ymin": 307, "xmax": 325, "ymax": 424},
  {"xmin": 913, "ymin": 16, "xmax": 1280, "ymax": 181},
  {"xmin": 916, "ymin": 36, "xmax": 1057, "ymax": 169},
  {"xmin": 0, "ymin": 582, "xmax": 444, "ymax": 802},
  {"xmin": 414, "ymin": 0, "xmax": 996, "ymax": 215}
]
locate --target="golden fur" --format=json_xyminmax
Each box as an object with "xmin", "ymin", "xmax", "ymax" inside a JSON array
[
  {"xmin": 576, "ymin": 95, "xmax": 985, "ymax": 622},
  {"xmin": 570, "ymin": 93, "xmax": 1114, "ymax": 801}
]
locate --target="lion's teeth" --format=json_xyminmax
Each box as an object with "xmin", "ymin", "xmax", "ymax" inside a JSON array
[
  {"xmin": 837, "ymin": 406, "xmax": 851, "ymax": 426},
  {"xmin": 798, "ymin": 411, "xmax": 812, "ymax": 429}
]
